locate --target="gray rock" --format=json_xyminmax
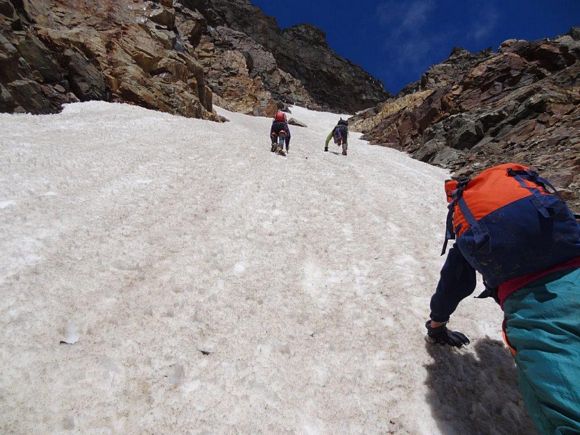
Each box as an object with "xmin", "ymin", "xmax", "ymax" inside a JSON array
[
  {"xmin": 0, "ymin": 33, "xmax": 21, "ymax": 82},
  {"xmin": 448, "ymin": 114, "xmax": 484, "ymax": 149},
  {"xmin": 0, "ymin": 0, "xmax": 15, "ymax": 18},
  {"xmin": 413, "ymin": 138, "xmax": 444, "ymax": 162},
  {"xmin": 288, "ymin": 117, "xmax": 307, "ymax": 127},
  {"xmin": 478, "ymin": 110, "xmax": 508, "ymax": 131},
  {"xmin": 7, "ymin": 79, "xmax": 56, "ymax": 113},
  {"xmin": 430, "ymin": 146, "xmax": 464, "ymax": 169},
  {"xmin": 0, "ymin": 82, "xmax": 14, "ymax": 111},
  {"xmin": 16, "ymin": 34, "xmax": 64, "ymax": 83},
  {"xmin": 64, "ymin": 49, "xmax": 107, "ymax": 101}
]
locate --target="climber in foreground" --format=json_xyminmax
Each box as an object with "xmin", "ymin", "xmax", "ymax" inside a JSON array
[
  {"xmin": 324, "ymin": 118, "xmax": 349, "ymax": 155},
  {"xmin": 270, "ymin": 111, "xmax": 291, "ymax": 156},
  {"xmin": 424, "ymin": 163, "xmax": 580, "ymax": 434}
]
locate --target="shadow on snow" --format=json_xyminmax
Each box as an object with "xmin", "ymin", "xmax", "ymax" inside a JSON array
[{"xmin": 425, "ymin": 338, "xmax": 536, "ymax": 435}]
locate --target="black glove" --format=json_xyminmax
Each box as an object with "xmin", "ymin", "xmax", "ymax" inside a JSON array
[{"xmin": 425, "ymin": 320, "xmax": 470, "ymax": 347}]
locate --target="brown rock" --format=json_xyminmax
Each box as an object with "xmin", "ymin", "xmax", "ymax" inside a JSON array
[
  {"xmin": 155, "ymin": 56, "xmax": 189, "ymax": 82},
  {"xmin": 148, "ymin": 6, "xmax": 175, "ymax": 29},
  {"xmin": 0, "ymin": 0, "xmax": 217, "ymax": 120},
  {"xmin": 190, "ymin": 0, "xmax": 389, "ymax": 112},
  {"xmin": 352, "ymin": 32, "xmax": 580, "ymax": 210}
]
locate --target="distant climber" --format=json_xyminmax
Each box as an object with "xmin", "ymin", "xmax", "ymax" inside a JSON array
[
  {"xmin": 270, "ymin": 111, "xmax": 291, "ymax": 155},
  {"xmin": 424, "ymin": 163, "xmax": 580, "ymax": 434},
  {"xmin": 325, "ymin": 118, "xmax": 349, "ymax": 155}
]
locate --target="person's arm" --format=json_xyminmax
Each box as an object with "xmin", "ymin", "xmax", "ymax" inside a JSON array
[
  {"xmin": 325, "ymin": 130, "xmax": 334, "ymax": 147},
  {"xmin": 430, "ymin": 244, "xmax": 477, "ymax": 322},
  {"xmin": 426, "ymin": 245, "xmax": 475, "ymax": 347}
]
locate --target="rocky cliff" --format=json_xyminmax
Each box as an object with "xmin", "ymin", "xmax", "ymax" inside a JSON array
[
  {"xmin": 0, "ymin": 0, "xmax": 217, "ymax": 119},
  {"xmin": 351, "ymin": 29, "xmax": 580, "ymax": 210},
  {"xmin": 0, "ymin": 0, "xmax": 388, "ymax": 118},
  {"xmin": 185, "ymin": 0, "xmax": 390, "ymax": 114}
]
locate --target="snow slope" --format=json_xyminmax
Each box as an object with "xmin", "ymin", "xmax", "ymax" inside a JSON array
[{"xmin": 0, "ymin": 102, "xmax": 534, "ymax": 434}]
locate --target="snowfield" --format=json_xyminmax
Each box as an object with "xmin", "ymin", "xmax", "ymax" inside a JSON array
[{"xmin": 0, "ymin": 102, "xmax": 534, "ymax": 434}]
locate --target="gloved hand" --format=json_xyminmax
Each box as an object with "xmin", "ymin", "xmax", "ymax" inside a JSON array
[{"xmin": 425, "ymin": 320, "xmax": 470, "ymax": 347}]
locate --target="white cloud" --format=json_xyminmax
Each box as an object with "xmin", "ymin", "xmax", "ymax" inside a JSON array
[
  {"xmin": 377, "ymin": 0, "xmax": 435, "ymax": 37},
  {"xmin": 470, "ymin": 6, "xmax": 498, "ymax": 41},
  {"xmin": 376, "ymin": 0, "xmax": 442, "ymax": 69}
]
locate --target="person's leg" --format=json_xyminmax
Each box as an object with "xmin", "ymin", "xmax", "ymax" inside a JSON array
[
  {"xmin": 342, "ymin": 140, "xmax": 348, "ymax": 155},
  {"xmin": 271, "ymin": 132, "xmax": 277, "ymax": 152},
  {"xmin": 285, "ymin": 136, "xmax": 290, "ymax": 152},
  {"xmin": 504, "ymin": 268, "xmax": 580, "ymax": 434},
  {"xmin": 276, "ymin": 135, "xmax": 284, "ymax": 153}
]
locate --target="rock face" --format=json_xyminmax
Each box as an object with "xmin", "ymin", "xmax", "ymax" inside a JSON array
[
  {"xmin": 188, "ymin": 0, "xmax": 389, "ymax": 114},
  {"xmin": 397, "ymin": 47, "xmax": 493, "ymax": 96},
  {"xmin": 351, "ymin": 29, "xmax": 580, "ymax": 210},
  {"xmin": 0, "ymin": 0, "xmax": 217, "ymax": 118},
  {"xmin": 0, "ymin": 0, "xmax": 388, "ymax": 118},
  {"xmin": 195, "ymin": 24, "xmax": 312, "ymax": 116}
]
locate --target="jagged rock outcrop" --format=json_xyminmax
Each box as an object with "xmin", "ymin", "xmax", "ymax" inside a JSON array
[
  {"xmin": 351, "ymin": 29, "xmax": 580, "ymax": 210},
  {"xmin": 398, "ymin": 47, "xmax": 494, "ymax": 96},
  {"xmin": 188, "ymin": 0, "xmax": 389, "ymax": 114},
  {"xmin": 0, "ymin": 0, "xmax": 218, "ymax": 118},
  {"xmin": 195, "ymin": 25, "xmax": 314, "ymax": 116},
  {"xmin": 1, "ymin": 0, "xmax": 388, "ymax": 118}
]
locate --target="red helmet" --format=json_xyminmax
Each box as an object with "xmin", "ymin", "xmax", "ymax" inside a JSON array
[{"xmin": 275, "ymin": 111, "xmax": 286, "ymax": 122}]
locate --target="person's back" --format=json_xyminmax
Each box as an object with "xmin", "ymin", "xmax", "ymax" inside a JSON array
[
  {"xmin": 426, "ymin": 163, "xmax": 580, "ymax": 434},
  {"xmin": 335, "ymin": 123, "xmax": 348, "ymax": 142},
  {"xmin": 325, "ymin": 118, "xmax": 349, "ymax": 155},
  {"xmin": 442, "ymin": 164, "xmax": 579, "ymax": 290},
  {"xmin": 271, "ymin": 120, "xmax": 287, "ymax": 136},
  {"xmin": 270, "ymin": 111, "xmax": 291, "ymax": 154}
]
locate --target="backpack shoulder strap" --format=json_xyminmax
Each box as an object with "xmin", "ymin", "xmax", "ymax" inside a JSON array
[
  {"xmin": 441, "ymin": 178, "xmax": 469, "ymax": 255},
  {"xmin": 507, "ymin": 168, "xmax": 557, "ymax": 218}
]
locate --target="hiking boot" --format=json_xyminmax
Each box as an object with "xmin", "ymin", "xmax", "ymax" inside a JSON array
[
  {"xmin": 342, "ymin": 150, "xmax": 347, "ymax": 156},
  {"xmin": 324, "ymin": 147, "xmax": 328, "ymax": 152}
]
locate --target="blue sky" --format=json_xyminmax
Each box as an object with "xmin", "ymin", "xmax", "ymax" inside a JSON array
[{"xmin": 251, "ymin": 0, "xmax": 580, "ymax": 94}]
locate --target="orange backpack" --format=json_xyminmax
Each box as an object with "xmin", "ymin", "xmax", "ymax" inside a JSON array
[{"xmin": 442, "ymin": 163, "xmax": 580, "ymax": 288}]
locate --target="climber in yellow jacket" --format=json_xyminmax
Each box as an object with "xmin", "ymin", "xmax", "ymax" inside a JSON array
[{"xmin": 324, "ymin": 118, "xmax": 349, "ymax": 156}]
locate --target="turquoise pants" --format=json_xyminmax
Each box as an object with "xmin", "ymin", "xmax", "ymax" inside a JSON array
[{"xmin": 504, "ymin": 268, "xmax": 580, "ymax": 435}]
